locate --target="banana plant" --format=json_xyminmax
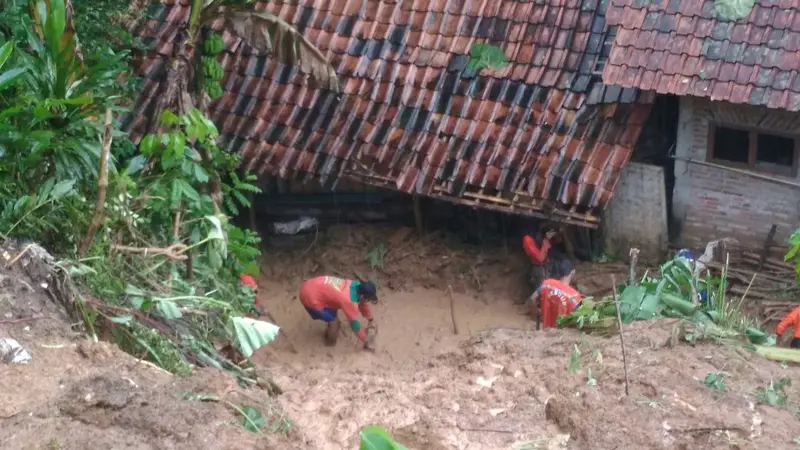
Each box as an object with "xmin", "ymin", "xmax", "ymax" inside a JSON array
[
  {"xmin": 0, "ymin": 41, "xmax": 26, "ymax": 91},
  {"xmin": 0, "ymin": 0, "xmax": 125, "ymax": 187},
  {"xmin": 140, "ymin": 0, "xmax": 340, "ymax": 215}
]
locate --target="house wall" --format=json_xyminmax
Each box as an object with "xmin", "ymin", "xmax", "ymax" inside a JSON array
[
  {"xmin": 673, "ymin": 97, "xmax": 800, "ymax": 249},
  {"xmin": 601, "ymin": 162, "xmax": 668, "ymax": 263}
]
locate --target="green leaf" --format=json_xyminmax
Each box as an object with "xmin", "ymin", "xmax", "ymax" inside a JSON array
[
  {"xmin": 714, "ymin": 0, "xmax": 756, "ymax": 21},
  {"xmin": 50, "ymin": 179, "xmax": 75, "ymax": 199},
  {"xmin": 242, "ymin": 261, "xmax": 260, "ymax": 276},
  {"xmin": 240, "ymin": 405, "xmax": 266, "ymax": 433},
  {"xmin": 230, "ymin": 316, "xmax": 279, "ymax": 359},
  {"xmin": 359, "ymin": 426, "xmax": 408, "ymax": 450},
  {"xmin": 140, "ymin": 134, "xmax": 157, "ymax": 155},
  {"xmin": 193, "ymin": 164, "xmax": 209, "ymax": 183},
  {"xmin": 0, "ymin": 41, "xmax": 14, "ymax": 69},
  {"xmin": 127, "ymin": 155, "xmax": 147, "ymax": 174},
  {"xmin": 0, "ymin": 68, "xmax": 26, "ymax": 91},
  {"xmin": 618, "ymin": 285, "xmax": 646, "ymax": 323},
  {"xmin": 110, "ymin": 315, "xmax": 134, "ymax": 325},
  {"xmin": 160, "ymin": 110, "xmax": 181, "ymax": 126},
  {"xmin": 156, "ymin": 299, "xmax": 183, "ymax": 320},
  {"xmin": 466, "ymin": 43, "xmax": 508, "ymax": 75}
]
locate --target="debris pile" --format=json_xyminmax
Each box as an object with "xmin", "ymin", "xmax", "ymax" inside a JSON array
[
  {"xmin": 261, "ymin": 224, "xmax": 527, "ymax": 298},
  {"xmin": 558, "ymin": 248, "xmax": 800, "ymax": 363}
]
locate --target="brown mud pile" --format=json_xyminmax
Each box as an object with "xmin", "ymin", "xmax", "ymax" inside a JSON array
[
  {"xmin": 0, "ymin": 241, "xmax": 306, "ymax": 450},
  {"xmin": 2, "ymin": 226, "xmax": 799, "ymax": 450},
  {"xmin": 256, "ymin": 224, "xmax": 800, "ymax": 450}
]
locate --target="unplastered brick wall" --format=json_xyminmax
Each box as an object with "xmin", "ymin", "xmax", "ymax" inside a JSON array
[{"xmin": 672, "ymin": 97, "xmax": 800, "ymax": 249}]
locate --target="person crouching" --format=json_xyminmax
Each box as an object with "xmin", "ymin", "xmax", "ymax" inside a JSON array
[
  {"xmin": 528, "ymin": 262, "xmax": 582, "ymax": 330},
  {"xmin": 299, "ymin": 275, "xmax": 378, "ymax": 351}
]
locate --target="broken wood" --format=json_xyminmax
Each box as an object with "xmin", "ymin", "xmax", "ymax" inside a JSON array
[
  {"xmin": 611, "ymin": 275, "xmax": 630, "ymax": 396},
  {"xmin": 447, "ymin": 284, "xmax": 459, "ymax": 335},
  {"xmin": 758, "ymin": 225, "xmax": 778, "ymax": 272},
  {"xmin": 78, "ymin": 109, "xmax": 113, "ymax": 256},
  {"xmin": 113, "ymin": 243, "xmax": 188, "ymax": 260},
  {"xmin": 628, "ymin": 248, "xmax": 639, "ymax": 286}
]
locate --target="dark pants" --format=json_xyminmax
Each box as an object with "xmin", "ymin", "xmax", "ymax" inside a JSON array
[
  {"xmin": 528, "ymin": 259, "xmax": 573, "ymax": 288},
  {"xmin": 305, "ymin": 306, "xmax": 337, "ymax": 322},
  {"xmin": 528, "ymin": 263, "xmax": 551, "ymax": 289},
  {"xmin": 792, "ymin": 338, "xmax": 800, "ymax": 349}
]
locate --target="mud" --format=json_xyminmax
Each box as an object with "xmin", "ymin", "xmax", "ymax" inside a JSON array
[
  {"xmin": 255, "ymin": 224, "xmax": 800, "ymax": 450},
  {"xmin": 2, "ymin": 227, "xmax": 800, "ymax": 450},
  {"xmin": 0, "ymin": 241, "xmax": 304, "ymax": 450}
]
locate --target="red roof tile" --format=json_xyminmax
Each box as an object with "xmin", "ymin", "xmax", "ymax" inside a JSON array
[
  {"xmin": 123, "ymin": 0, "xmax": 656, "ymax": 227},
  {"xmin": 604, "ymin": 0, "xmax": 800, "ymax": 111}
]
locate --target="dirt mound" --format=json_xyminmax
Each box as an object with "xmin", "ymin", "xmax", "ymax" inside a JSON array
[
  {"xmin": 252, "ymin": 225, "xmax": 800, "ymax": 449},
  {"xmin": 259, "ymin": 223, "xmax": 631, "ymax": 306},
  {"xmin": 268, "ymin": 321, "xmax": 800, "ymax": 450},
  {"xmin": 0, "ymin": 241, "xmax": 305, "ymax": 450}
]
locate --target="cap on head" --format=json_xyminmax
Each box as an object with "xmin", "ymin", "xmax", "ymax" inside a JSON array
[
  {"xmin": 357, "ymin": 280, "xmax": 378, "ymax": 303},
  {"xmin": 239, "ymin": 275, "xmax": 258, "ymax": 293}
]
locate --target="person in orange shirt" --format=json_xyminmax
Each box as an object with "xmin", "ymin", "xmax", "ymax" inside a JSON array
[
  {"xmin": 776, "ymin": 305, "xmax": 800, "ymax": 349},
  {"xmin": 299, "ymin": 275, "xmax": 378, "ymax": 351},
  {"xmin": 522, "ymin": 227, "xmax": 571, "ymax": 293},
  {"xmin": 528, "ymin": 264, "xmax": 582, "ymax": 330},
  {"xmin": 239, "ymin": 275, "xmax": 264, "ymax": 318}
]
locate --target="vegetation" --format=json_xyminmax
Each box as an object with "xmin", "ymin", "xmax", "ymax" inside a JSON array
[
  {"xmin": 556, "ymin": 253, "xmax": 800, "ymax": 362},
  {"xmin": 359, "ymin": 426, "xmax": 407, "ymax": 450},
  {"xmin": 0, "ymin": 0, "xmax": 337, "ymax": 386}
]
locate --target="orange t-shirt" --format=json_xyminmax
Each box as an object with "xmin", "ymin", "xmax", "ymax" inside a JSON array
[
  {"xmin": 777, "ymin": 305, "xmax": 800, "ymax": 339},
  {"xmin": 538, "ymin": 278, "xmax": 582, "ymax": 329},
  {"xmin": 299, "ymin": 276, "xmax": 373, "ymax": 341}
]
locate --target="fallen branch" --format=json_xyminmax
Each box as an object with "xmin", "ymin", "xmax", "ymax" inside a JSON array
[
  {"xmin": 448, "ymin": 284, "xmax": 459, "ymax": 335},
  {"xmin": 0, "ymin": 316, "xmax": 41, "ymax": 325},
  {"xmin": 4, "ymin": 243, "xmax": 33, "ymax": 268},
  {"xmin": 78, "ymin": 109, "xmax": 113, "ymax": 256},
  {"xmin": 112, "ymin": 243, "xmax": 188, "ymax": 260},
  {"xmin": 611, "ymin": 275, "xmax": 630, "ymax": 396}
]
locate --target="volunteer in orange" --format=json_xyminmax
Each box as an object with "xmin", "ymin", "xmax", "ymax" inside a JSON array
[
  {"xmin": 528, "ymin": 264, "xmax": 582, "ymax": 330},
  {"xmin": 299, "ymin": 275, "xmax": 378, "ymax": 351},
  {"xmin": 239, "ymin": 275, "xmax": 264, "ymax": 318},
  {"xmin": 776, "ymin": 305, "xmax": 800, "ymax": 349}
]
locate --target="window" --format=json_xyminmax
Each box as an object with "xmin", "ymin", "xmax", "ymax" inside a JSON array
[{"xmin": 708, "ymin": 124, "xmax": 798, "ymax": 177}]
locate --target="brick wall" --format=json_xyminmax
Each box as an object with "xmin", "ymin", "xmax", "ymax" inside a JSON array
[
  {"xmin": 673, "ymin": 97, "xmax": 800, "ymax": 249},
  {"xmin": 602, "ymin": 162, "xmax": 668, "ymax": 263}
]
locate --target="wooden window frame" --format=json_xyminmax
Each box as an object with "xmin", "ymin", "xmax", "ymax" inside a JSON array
[{"xmin": 706, "ymin": 123, "xmax": 800, "ymax": 178}]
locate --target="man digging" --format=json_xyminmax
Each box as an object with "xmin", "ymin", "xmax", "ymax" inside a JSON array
[
  {"xmin": 528, "ymin": 262, "xmax": 582, "ymax": 330},
  {"xmin": 298, "ymin": 275, "xmax": 379, "ymax": 351}
]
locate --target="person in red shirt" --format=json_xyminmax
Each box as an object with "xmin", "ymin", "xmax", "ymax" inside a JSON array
[
  {"xmin": 522, "ymin": 227, "xmax": 570, "ymax": 293},
  {"xmin": 299, "ymin": 276, "xmax": 378, "ymax": 351},
  {"xmin": 776, "ymin": 305, "xmax": 800, "ymax": 349},
  {"xmin": 528, "ymin": 264, "xmax": 582, "ymax": 330},
  {"xmin": 239, "ymin": 274, "xmax": 264, "ymax": 318}
]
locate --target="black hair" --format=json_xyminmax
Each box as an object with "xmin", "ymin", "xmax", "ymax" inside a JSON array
[{"xmin": 551, "ymin": 259, "xmax": 575, "ymax": 279}]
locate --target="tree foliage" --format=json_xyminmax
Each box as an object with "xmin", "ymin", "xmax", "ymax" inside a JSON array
[{"xmin": 0, "ymin": 0, "xmax": 275, "ymax": 383}]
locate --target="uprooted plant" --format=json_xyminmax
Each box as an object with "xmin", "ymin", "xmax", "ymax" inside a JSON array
[{"xmin": 556, "ymin": 252, "xmax": 800, "ymax": 363}]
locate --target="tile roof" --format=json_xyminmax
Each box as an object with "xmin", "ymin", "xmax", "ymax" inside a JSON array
[
  {"xmin": 123, "ymin": 0, "xmax": 656, "ymax": 228},
  {"xmin": 603, "ymin": 0, "xmax": 800, "ymax": 111}
]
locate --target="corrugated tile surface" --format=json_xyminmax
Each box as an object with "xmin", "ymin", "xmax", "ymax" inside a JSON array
[
  {"xmin": 604, "ymin": 0, "xmax": 800, "ymax": 111},
  {"xmin": 124, "ymin": 0, "xmax": 656, "ymax": 227}
]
